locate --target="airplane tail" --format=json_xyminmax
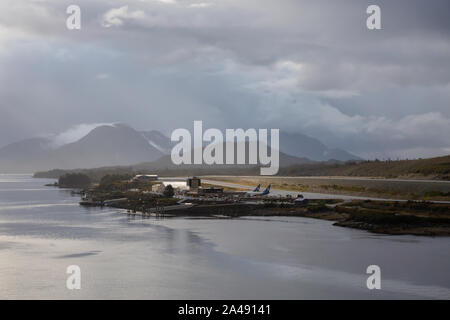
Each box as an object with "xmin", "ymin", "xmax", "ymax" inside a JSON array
[
  {"xmin": 252, "ymin": 184, "xmax": 261, "ymax": 192},
  {"xmin": 262, "ymin": 185, "xmax": 271, "ymax": 194}
]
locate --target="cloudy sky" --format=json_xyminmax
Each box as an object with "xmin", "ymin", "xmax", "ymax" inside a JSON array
[{"xmin": 0, "ymin": 0, "xmax": 449, "ymax": 159}]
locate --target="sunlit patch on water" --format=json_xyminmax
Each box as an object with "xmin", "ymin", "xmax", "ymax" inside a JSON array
[{"xmin": 0, "ymin": 203, "xmax": 78, "ymax": 211}]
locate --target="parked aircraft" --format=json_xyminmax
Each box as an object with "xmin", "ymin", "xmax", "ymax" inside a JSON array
[{"xmin": 246, "ymin": 185, "xmax": 271, "ymax": 196}]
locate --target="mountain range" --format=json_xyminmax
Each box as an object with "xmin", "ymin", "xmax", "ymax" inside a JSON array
[{"xmin": 0, "ymin": 124, "xmax": 361, "ymax": 173}]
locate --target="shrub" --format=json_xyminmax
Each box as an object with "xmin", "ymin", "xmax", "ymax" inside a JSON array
[
  {"xmin": 59, "ymin": 173, "xmax": 91, "ymax": 189},
  {"xmin": 163, "ymin": 185, "xmax": 175, "ymax": 198}
]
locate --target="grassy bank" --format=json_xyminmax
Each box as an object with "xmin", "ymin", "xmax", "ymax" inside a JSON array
[{"xmin": 279, "ymin": 155, "xmax": 450, "ymax": 180}]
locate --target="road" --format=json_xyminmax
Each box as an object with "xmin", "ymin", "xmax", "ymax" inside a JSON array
[{"xmin": 205, "ymin": 175, "xmax": 450, "ymax": 184}]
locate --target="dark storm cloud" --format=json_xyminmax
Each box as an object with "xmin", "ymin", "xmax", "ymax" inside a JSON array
[{"xmin": 0, "ymin": 0, "xmax": 449, "ymax": 158}]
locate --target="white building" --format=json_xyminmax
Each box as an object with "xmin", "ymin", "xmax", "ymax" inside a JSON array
[{"xmin": 132, "ymin": 174, "xmax": 158, "ymax": 182}]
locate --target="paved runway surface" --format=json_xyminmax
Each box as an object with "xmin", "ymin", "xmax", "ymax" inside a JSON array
[{"xmin": 202, "ymin": 179, "xmax": 450, "ymax": 204}]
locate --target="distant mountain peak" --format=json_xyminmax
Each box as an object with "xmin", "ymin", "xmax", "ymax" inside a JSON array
[
  {"xmin": 278, "ymin": 131, "xmax": 362, "ymax": 162},
  {"xmin": 0, "ymin": 124, "xmax": 168, "ymax": 172},
  {"xmin": 0, "ymin": 124, "xmax": 361, "ymax": 173},
  {"xmin": 49, "ymin": 122, "xmax": 118, "ymax": 148}
]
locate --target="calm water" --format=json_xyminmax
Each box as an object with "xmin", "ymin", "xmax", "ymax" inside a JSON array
[{"xmin": 0, "ymin": 174, "xmax": 449, "ymax": 299}]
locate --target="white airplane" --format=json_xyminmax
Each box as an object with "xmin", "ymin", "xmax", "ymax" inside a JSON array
[{"xmin": 246, "ymin": 185, "xmax": 271, "ymax": 197}]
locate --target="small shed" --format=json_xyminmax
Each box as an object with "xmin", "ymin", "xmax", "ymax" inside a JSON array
[
  {"xmin": 293, "ymin": 194, "xmax": 308, "ymax": 205},
  {"xmin": 200, "ymin": 187, "xmax": 224, "ymax": 194},
  {"xmin": 133, "ymin": 174, "xmax": 158, "ymax": 182}
]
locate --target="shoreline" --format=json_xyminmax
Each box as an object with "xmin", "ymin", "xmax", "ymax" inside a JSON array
[
  {"xmin": 97, "ymin": 200, "xmax": 450, "ymax": 237},
  {"xmin": 41, "ymin": 175, "xmax": 450, "ymax": 237}
]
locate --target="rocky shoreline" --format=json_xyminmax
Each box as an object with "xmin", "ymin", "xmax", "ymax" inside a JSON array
[
  {"xmin": 102, "ymin": 200, "xmax": 450, "ymax": 237},
  {"xmin": 333, "ymin": 220, "xmax": 450, "ymax": 236}
]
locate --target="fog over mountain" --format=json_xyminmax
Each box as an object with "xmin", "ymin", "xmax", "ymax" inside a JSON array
[
  {"xmin": 0, "ymin": 123, "xmax": 359, "ymax": 173},
  {"xmin": 277, "ymin": 132, "xmax": 361, "ymax": 162}
]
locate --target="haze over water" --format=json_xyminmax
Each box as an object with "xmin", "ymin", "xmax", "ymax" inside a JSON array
[{"xmin": 0, "ymin": 174, "xmax": 449, "ymax": 299}]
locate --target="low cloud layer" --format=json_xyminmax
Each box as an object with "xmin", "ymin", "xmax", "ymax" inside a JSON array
[
  {"xmin": 50, "ymin": 123, "xmax": 116, "ymax": 147},
  {"xmin": 0, "ymin": 0, "xmax": 449, "ymax": 159}
]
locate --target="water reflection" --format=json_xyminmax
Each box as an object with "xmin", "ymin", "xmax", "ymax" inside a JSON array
[{"xmin": 0, "ymin": 175, "xmax": 449, "ymax": 299}]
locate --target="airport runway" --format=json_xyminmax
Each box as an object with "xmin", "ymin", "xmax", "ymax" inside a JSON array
[{"xmin": 202, "ymin": 179, "xmax": 450, "ymax": 203}]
